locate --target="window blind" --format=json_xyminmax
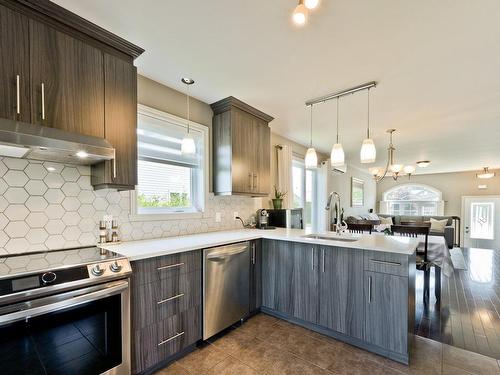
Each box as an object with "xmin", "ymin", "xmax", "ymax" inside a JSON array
[{"xmin": 138, "ymin": 113, "xmax": 202, "ymax": 168}]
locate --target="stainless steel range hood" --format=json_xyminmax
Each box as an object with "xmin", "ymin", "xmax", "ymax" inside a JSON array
[{"xmin": 0, "ymin": 118, "xmax": 115, "ymax": 165}]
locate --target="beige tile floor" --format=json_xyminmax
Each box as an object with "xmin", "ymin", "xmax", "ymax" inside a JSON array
[{"xmin": 155, "ymin": 313, "xmax": 500, "ymax": 375}]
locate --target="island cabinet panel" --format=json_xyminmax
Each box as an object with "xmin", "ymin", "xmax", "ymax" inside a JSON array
[
  {"xmin": 292, "ymin": 242, "xmax": 319, "ymax": 324},
  {"xmin": 318, "ymin": 246, "xmax": 365, "ymax": 340},
  {"xmin": 364, "ymin": 271, "xmax": 409, "ymax": 355},
  {"xmin": 249, "ymin": 239, "xmax": 262, "ymax": 313},
  {"xmin": 29, "ymin": 19, "xmax": 105, "ymax": 137},
  {"xmin": 0, "ymin": 4, "xmax": 30, "ymax": 122},
  {"xmin": 262, "ymin": 239, "xmax": 294, "ymax": 315}
]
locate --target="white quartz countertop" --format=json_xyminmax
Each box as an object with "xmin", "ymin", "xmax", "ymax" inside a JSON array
[{"xmin": 99, "ymin": 228, "xmax": 418, "ymax": 261}]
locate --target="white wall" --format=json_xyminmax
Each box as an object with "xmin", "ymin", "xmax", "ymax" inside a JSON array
[{"xmin": 329, "ymin": 164, "xmax": 377, "ymax": 218}]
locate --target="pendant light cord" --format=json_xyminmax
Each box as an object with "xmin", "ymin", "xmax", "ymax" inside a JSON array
[
  {"xmin": 309, "ymin": 105, "xmax": 313, "ymax": 148},
  {"xmin": 336, "ymin": 97, "xmax": 340, "ymax": 143},
  {"xmin": 366, "ymin": 88, "xmax": 370, "ymax": 139},
  {"xmin": 186, "ymin": 83, "xmax": 190, "ymax": 134}
]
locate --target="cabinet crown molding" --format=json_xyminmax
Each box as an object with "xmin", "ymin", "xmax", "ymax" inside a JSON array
[
  {"xmin": 210, "ymin": 96, "xmax": 274, "ymax": 123},
  {"xmin": 4, "ymin": 0, "xmax": 144, "ymax": 59}
]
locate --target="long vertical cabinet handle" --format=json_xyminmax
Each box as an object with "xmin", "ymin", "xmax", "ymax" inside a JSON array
[
  {"xmin": 16, "ymin": 75, "xmax": 20, "ymax": 115},
  {"xmin": 41, "ymin": 83, "xmax": 45, "ymax": 120},
  {"xmin": 253, "ymin": 174, "xmax": 258, "ymax": 191},
  {"xmin": 252, "ymin": 243, "xmax": 256, "ymax": 265},
  {"xmin": 368, "ymin": 276, "xmax": 372, "ymax": 303},
  {"xmin": 311, "ymin": 247, "xmax": 314, "ymax": 270},
  {"xmin": 248, "ymin": 173, "xmax": 253, "ymax": 190},
  {"xmin": 322, "ymin": 248, "xmax": 325, "ymax": 273},
  {"xmin": 112, "ymin": 149, "xmax": 117, "ymax": 179}
]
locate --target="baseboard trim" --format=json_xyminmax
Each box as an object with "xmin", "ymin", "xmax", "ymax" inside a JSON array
[{"xmin": 261, "ymin": 307, "xmax": 409, "ymax": 365}]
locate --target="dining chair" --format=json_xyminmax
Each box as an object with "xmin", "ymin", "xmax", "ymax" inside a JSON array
[
  {"xmin": 347, "ymin": 223, "xmax": 373, "ymax": 234},
  {"xmin": 391, "ymin": 224, "xmax": 440, "ymax": 302}
]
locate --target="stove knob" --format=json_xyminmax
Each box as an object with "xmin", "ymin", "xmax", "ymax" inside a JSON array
[
  {"xmin": 91, "ymin": 264, "xmax": 105, "ymax": 276},
  {"xmin": 42, "ymin": 271, "xmax": 57, "ymax": 284},
  {"xmin": 110, "ymin": 261, "xmax": 122, "ymax": 272}
]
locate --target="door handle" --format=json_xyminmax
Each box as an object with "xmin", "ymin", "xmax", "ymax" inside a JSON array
[
  {"xmin": 368, "ymin": 276, "xmax": 372, "ymax": 303},
  {"xmin": 322, "ymin": 248, "xmax": 325, "ymax": 273},
  {"xmin": 16, "ymin": 75, "xmax": 20, "ymax": 115},
  {"xmin": 41, "ymin": 83, "xmax": 45, "ymax": 120}
]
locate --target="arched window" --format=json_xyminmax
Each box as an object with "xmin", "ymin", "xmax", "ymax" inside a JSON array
[{"xmin": 380, "ymin": 184, "xmax": 444, "ymax": 216}]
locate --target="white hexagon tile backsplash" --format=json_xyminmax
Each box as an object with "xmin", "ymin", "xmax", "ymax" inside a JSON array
[{"xmin": 0, "ymin": 158, "xmax": 258, "ymax": 255}]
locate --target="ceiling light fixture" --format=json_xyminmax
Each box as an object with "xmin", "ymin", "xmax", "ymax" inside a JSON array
[
  {"xmin": 478, "ymin": 184, "xmax": 488, "ymax": 190},
  {"xmin": 304, "ymin": 0, "xmax": 320, "ymax": 10},
  {"xmin": 476, "ymin": 167, "xmax": 496, "ymax": 179},
  {"xmin": 417, "ymin": 160, "xmax": 431, "ymax": 168},
  {"xmin": 76, "ymin": 151, "xmax": 88, "ymax": 158},
  {"xmin": 330, "ymin": 97, "xmax": 345, "ymax": 167},
  {"xmin": 305, "ymin": 105, "xmax": 318, "ymax": 169},
  {"xmin": 292, "ymin": 1, "xmax": 308, "ymax": 26},
  {"xmin": 360, "ymin": 88, "xmax": 376, "ymax": 164},
  {"xmin": 181, "ymin": 77, "xmax": 196, "ymax": 155},
  {"xmin": 369, "ymin": 129, "xmax": 415, "ymax": 182}
]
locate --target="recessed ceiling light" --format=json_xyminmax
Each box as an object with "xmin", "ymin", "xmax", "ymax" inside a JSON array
[
  {"xmin": 476, "ymin": 167, "xmax": 495, "ymax": 179},
  {"xmin": 181, "ymin": 78, "xmax": 194, "ymax": 85},
  {"xmin": 416, "ymin": 160, "xmax": 431, "ymax": 168},
  {"xmin": 76, "ymin": 151, "xmax": 88, "ymax": 158}
]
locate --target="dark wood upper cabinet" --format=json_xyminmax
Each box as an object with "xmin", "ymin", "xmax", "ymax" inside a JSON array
[
  {"xmin": 0, "ymin": 0, "xmax": 143, "ymax": 190},
  {"xmin": 91, "ymin": 54, "xmax": 138, "ymax": 190},
  {"xmin": 0, "ymin": 4, "xmax": 30, "ymax": 122},
  {"xmin": 29, "ymin": 19, "xmax": 105, "ymax": 137},
  {"xmin": 211, "ymin": 96, "xmax": 273, "ymax": 196}
]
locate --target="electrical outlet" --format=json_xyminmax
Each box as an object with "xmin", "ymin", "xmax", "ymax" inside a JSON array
[
  {"xmin": 215, "ymin": 212, "xmax": 221, "ymax": 222},
  {"xmin": 233, "ymin": 212, "xmax": 239, "ymax": 220}
]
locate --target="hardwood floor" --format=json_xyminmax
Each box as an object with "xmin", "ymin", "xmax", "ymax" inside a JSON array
[
  {"xmin": 156, "ymin": 313, "xmax": 500, "ymax": 375},
  {"xmin": 416, "ymin": 247, "xmax": 500, "ymax": 360}
]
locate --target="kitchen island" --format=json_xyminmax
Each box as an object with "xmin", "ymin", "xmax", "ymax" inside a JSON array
[{"xmin": 100, "ymin": 228, "xmax": 417, "ymax": 370}]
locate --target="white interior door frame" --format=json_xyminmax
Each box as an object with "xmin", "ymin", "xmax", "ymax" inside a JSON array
[{"xmin": 461, "ymin": 195, "xmax": 500, "ymax": 249}]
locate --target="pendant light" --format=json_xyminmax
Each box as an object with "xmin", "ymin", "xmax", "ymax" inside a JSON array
[
  {"xmin": 330, "ymin": 97, "xmax": 345, "ymax": 167},
  {"xmin": 476, "ymin": 167, "xmax": 496, "ymax": 179},
  {"xmin": 305, "ymin": 105, "xmax": 318, "ymax": 169},
  {"xmin": 181, "ymin": 78, "xmax": 196, "ymax": 155},
  {"xmin": 360, "ymin": 88, "xmax": 376, "ymax": 163},
  {"xmin": 292, "ymin": 1, "xmax": 308, "ymax": 26},
  {"xmin": 304, "ymin": 0, "xmax": 320, "ymax": 9}
]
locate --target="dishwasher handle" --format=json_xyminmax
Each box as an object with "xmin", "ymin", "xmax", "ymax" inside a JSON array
[{"xmin": 206, "ymin": 245, "xmax": 248, "ymax": 261}]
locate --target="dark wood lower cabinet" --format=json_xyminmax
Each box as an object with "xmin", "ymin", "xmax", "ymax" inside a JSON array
[
  {"xmin": 319, "ymin": 246, "xmax": 364, "ymax": 340},
  {"xmin": 249, "ymin": 239, "xmax": 262, "ymax": 313},
  {"xmin": 131, "ymin": 251, "xmax": 202, "ymax": 374},
  {"xmin": 292, "ymin": 242, "xmax": 319, "ymax": 324},
  {"xmin": 364, "ymin": 271, "xmax": 409, "ymax": 355}
]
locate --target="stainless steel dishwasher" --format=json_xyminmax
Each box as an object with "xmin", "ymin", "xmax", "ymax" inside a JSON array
[{"xmin": 203, "ymin": 242, "xmax": 250, "ymax": 339}]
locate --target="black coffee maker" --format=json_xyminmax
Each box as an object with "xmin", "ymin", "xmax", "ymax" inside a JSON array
[{"xmin": 256, "ymin": 209, "xmax": 275, "ymax": 229}]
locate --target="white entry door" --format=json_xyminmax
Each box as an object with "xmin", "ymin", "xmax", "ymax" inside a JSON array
[{"xmin": 463, "ymin": 196, "xmax": 500, "ymax": 250}]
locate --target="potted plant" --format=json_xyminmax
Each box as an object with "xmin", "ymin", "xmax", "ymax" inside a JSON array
[{"xmin": 272, "ymin": 185, "xmax": 287, "ymax": 209}]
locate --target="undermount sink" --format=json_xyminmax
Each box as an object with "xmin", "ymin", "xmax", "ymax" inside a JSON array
[{"xmin": 302, "ymin": 234, "xmax": 360, "ymax": 242}]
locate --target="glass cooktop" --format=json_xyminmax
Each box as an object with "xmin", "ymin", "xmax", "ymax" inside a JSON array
[{"xmin": 0, "ymin": 247, "xmax": 124, "ymax": 280}]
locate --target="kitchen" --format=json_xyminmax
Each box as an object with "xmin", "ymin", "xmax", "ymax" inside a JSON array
[{"xmin": 0, "ymin": 1, "xmax": 499, "ymax": 375}]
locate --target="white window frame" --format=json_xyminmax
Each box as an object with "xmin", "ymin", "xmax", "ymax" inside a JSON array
[
  {"xmin": 379, "ymin": 183, "xmax": 444, "ymax": 216},
  {"xmin": 130, "ymin": 104, "xmax": 209, "ymax": 221},
  {"xmin": 292, "ymin": 156, "xmax": 306, "ymax": 209}
]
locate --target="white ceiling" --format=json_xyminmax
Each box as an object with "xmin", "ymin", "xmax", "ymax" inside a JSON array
[{"xmin": 55, "ymin": 0, "xmax": 500, "ymax": 175}]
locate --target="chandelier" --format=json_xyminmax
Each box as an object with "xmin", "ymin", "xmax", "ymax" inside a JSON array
[{"xmin": 368, "ymin": 129, "xmax": 415, "ymax": 182}]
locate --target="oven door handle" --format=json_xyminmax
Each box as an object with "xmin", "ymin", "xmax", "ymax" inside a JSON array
[{"xmin": 0, "ymin": 280, "xmax": 128, "ymax": 326}]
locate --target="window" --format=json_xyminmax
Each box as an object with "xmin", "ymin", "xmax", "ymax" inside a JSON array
[
  {"xmin": 470, "ymin": 202, "xmax": 495, "ymax": 240},
  {"xmin": 292, "ymin": 156, "xmax": 317, "ymax": 229},
  {"xmin": 133, "ymin": 105, "xmax": 208, "ymax": 218},
  {"xmin": 380, "ymin": 184, "xmax": 444, "ymax": 216}
]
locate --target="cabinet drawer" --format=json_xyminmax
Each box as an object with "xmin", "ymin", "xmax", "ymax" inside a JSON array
[
  {"xmin": 133, "ymin": 306, "xmax": 201, "ymax": 373},
  {"xmin": 364, "ymin": 251, "xmax": 409, "ymax": 277},
  {"xmin": 132, "ymin": 250, "xmax": 201, "ymax": 286},
  {"xmin": 132, "ymin": 270, "xmax": 201, "ymax": 330}
]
